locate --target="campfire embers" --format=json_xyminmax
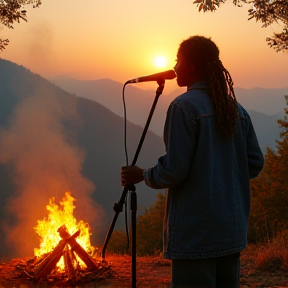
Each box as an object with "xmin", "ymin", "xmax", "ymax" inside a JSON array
[{"xmin": 0, "ymin": 225, "xmax": 112, "ymax": 285}]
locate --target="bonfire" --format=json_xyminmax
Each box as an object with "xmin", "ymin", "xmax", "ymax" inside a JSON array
[{"xmin": 0, "ymin": 192, "xmax": 112, "ymax": 285}]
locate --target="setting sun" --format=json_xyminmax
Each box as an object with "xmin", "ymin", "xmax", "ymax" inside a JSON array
[{"xmin": 154, "ymin": 56, "xmax": 167, "ymax": 69}]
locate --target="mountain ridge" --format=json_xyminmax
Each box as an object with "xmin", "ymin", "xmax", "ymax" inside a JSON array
[
  {"xmin": 0, "ymin": 58, "xmax": 165, "ymax": 258},
  {"xmin": 50, "ymin": 76, "xmax": 288, "ymax": 150}
]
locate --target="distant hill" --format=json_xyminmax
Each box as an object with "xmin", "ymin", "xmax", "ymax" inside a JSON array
[
  {"xmin": 0, "ymin": 59, "xmax": 165, "ymax": 259},
  {"xmin": 235, "ymin": 87, "xmax": 288, "ymax": 116},
  {"xmin": 49, "ymin": 77, "xmax": 167, "ymax": 135},
  {"xmin": 51, "ymin": 77, "xmax": 288, "ymax": 151},
  {"xmin": 0, "ymin": 60, "xmax": 285, "ymax": 259}
]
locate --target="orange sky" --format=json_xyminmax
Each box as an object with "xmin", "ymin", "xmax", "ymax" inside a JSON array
[{"xmin": 1, "ymin": 0, "xmax": 288, "ymax": 92}]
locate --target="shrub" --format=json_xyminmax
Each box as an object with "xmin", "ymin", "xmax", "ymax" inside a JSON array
[{"xmin": 255, "ymin": 230, "xmax": 288, "ymax": 272}]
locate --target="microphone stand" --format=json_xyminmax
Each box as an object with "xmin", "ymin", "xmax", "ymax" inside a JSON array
[{"xmin": 101, "ymin": 79, "xmax": 166, "ymax": 288}]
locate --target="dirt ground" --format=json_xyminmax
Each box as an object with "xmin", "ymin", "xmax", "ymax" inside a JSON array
[
  {"xmin": 238, "ymin": 245, "xmax": 288, "ymax": 288},
  {"xmin": 1, "ymin": 247, "xmax": 288, "ymax": 288},
  {"xmin": 106, "ymin": 248, "xmax": 288, "ymax": 288}
]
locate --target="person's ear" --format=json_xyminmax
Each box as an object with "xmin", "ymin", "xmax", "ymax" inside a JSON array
[{"xmin": 187, "ymin": 64, "xmax": 195, "ymax": 75}]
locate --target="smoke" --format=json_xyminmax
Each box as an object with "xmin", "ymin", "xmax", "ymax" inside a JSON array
[
  {"xmin": 26, "ymin": 21, "xmax": 57, "ymax": 77},
  {"xmin": 0, "ymin": 83, "xmax": 104, "ymax": 258}
]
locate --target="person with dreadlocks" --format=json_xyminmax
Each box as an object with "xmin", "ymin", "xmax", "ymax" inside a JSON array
[{"xmin": 121, "ymin": 35, "xmax": 264, "ymax": 287}]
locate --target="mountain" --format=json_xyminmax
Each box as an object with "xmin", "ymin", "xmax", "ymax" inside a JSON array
[
  {"xmin": 166, "ymin": 86, "xmax": 288, "ymax": 115},
  {"xmin": 51, "ymin": 77, "xmax": 288, "ymax": 151},
  {"xmin": 0, "ymin": 59, "xmax": 165, "ymax": 259},
  {"xmin": 1, "ymin": 60, "xmax": 285, "ymax": 259},
  {"xmin": 234, "ymin": 87, "xmax": 288, "ymax": 116},
  {"xmin": 49, "ymin": 77, "xmax": 168, "ymax": 136}
]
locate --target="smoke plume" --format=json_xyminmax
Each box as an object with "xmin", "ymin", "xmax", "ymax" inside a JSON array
[{"xmin": 0, "ymin": 83, "xmax": 104, "ymax": 257}]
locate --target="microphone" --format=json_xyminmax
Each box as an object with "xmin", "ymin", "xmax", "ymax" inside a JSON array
[{"xmin": 126, "ymin": 70, "xmax": 176, "ymax": 84}]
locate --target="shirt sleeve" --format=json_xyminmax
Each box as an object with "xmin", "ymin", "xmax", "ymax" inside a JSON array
[
  {"xmin": 245, "ymin": 111, "xmax": 265, "ymax": 179},
  {"xmin": 144, "ymin": 102, "xmax": 196, "ymax": 189}
]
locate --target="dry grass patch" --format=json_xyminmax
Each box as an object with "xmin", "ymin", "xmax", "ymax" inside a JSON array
[{"xmin": 255, "ymin": 231, "xmax": 288, "ymax": 272}]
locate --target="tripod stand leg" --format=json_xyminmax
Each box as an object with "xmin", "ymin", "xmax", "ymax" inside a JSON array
[
  {"xmin": 100, "ymin": 81, "xmax": 166, "ymax": 288},
  {"xmin": 101, "ymin": 83, "xmax": 164, "ymax": 259},
  {"xmin": 130, "ymin": 190, "xmax": 137, "ymax": 288},
  {"xmin": 101, "ymin": 185, "xmax": 133, "ymax": 259}
]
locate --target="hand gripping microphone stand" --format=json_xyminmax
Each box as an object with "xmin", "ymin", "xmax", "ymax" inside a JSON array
[{"xmin": 101, "ymin": 78, "xmax": 166, "ymax": 288}]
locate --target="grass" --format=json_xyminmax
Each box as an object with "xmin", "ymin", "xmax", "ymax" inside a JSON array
[{"xmin": 254, "ymin": 231, "xmax": 288, "ymax": 272}]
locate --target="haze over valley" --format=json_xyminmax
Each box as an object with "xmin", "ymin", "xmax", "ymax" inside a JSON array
[
  {"xmin": 0, "ymin": 59, "xmax": 287, "ymax": 259},
  {"xmin": 51, "ymin": 76, "xmax": 288, "ymax": 152}
]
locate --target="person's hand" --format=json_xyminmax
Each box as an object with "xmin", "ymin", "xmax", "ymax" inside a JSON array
[{"xmin": 121, "ymin": 165, "xmax": 144, "ymax": 186}]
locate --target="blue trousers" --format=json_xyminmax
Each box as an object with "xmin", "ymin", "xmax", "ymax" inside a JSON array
[{"xmin": 171, "ymin": 252, "xmax": 240, "ymax": 288}]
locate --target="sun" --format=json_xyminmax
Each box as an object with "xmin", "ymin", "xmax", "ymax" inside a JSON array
[{"xmin": 154, "ymin": 56, "xmax": 167, "ymax": 69}]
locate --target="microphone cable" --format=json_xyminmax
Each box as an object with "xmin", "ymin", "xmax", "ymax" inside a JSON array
[
  {"xmin": 123, "ymin": 81, "xmax": 129, "ymax": 166},
  {"xmin": 122, "ymin": 81, "xmax": 130, "ymax": 253}
]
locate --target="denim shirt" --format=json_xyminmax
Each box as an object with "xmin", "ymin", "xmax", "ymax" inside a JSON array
[{"xmin": 144, "ymin": 82, "xmax": 264, "ymax": 259}]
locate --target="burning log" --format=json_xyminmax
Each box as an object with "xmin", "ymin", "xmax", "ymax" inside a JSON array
[
  {"xmin": 57, "ymin": 225, "xmax": 97, "ymax": 270},
  {"xmin": 1, "ymin": 256, "xmax": 112, "ymax": 285},
  {"xmin": 33, "ymin": 239, "xmax": 66, "ymax": 279},
  {"xmin": 33, "ymin": 226, "xmax": 94, "ymax": 279},
  {"xmin": 63, "ymin": 246, "xmax": 76, "ymax": 283}
]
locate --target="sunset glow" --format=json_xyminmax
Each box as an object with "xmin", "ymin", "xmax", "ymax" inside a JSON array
[{"xmin": 0, "ymin": 0, "xmax": 287, "ymax": 89}]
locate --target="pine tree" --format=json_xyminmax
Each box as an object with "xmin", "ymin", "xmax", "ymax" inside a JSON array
[{"xmin": 249, "ymin": 95, "xmax": 288, "ymax": 242}]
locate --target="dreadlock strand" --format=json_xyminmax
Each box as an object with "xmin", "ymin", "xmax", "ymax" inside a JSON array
[{"xmin": 208, "ymin": 60, "xmax": 238, "ymax": 137}]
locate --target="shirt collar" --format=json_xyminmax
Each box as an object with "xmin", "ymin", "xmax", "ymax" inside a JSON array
[{"xmin": 187, "ymin": 81, "xmax": 210, "ymax": 91}]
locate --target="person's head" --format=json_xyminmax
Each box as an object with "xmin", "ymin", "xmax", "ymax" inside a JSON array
[
  {"xmin": 175, "ymin": 35, "xmax": 238, "ymax": 138},
  {"xmin": 174, "ymin": 35, "xmax": 219, "ymax": 87}
]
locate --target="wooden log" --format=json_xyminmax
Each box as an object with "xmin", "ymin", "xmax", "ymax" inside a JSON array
[
  {"xmin": 57, "ymin": 225, "xmax": 97, "ymax": 270},
  {"xmin": 33, "ymin": 239, "xmax": 66, "ymax": 279},
  {"xmin": 32, "ymin": 229, "xmax": 81, "ymax": 279},
  {"xmin": 63, "ymin": 246, "xmax": 76, "ymax": 283}
]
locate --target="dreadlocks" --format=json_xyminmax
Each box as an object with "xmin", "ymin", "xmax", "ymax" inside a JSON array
[{"xmin": 178, "ymin": 36, "xmax": 238, "ymax": 138}]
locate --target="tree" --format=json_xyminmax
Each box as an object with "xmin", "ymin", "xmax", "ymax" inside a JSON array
[
  {"xmin": 107, "ymin": 230, "xmax": 127, "ymax": 255},
  {"xmin": 193, "ymin": 0, "xmax": 288, "ymax": 52},
  {"xmin": 136, "ymin": 193, "xmax": 165, "ymax": 256},
  {"xmin": 106, "ymin": 193, "xmax": 166, "ymax": 256},
  {"xmin": 249, "ymin": 95, "xmax": 288, "ymax": 242},
  {"xmin": 0, "ymin": 0, "xmax": 42, "ymax": 51}
]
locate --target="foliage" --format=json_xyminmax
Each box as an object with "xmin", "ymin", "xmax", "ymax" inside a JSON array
[
  {"xmin": 107, "ymin": 193, "xmax": 166, "ymax": 256},
  {"xmin": 0, "ymin": 0, "xmax": 42, "ymax": 51},
  {"xmin": 193, "ymin": 0, "xmax": 288, "ymax": 52},
  {"xmin": 107, "ymin": 230, "xmax": 127, "ymax": 255},
  {"xmin": 136, "ymin": 193, "xmax": 165, "ymax": 256},
  {"xmin": 249, "ymin": 95, "xmax": 288, "ymax": 242}
]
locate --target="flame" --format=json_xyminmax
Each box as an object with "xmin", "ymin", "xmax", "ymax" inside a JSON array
[{"xmin": 34, "ymin": 192, "xmax": 93, "ymax": 268}]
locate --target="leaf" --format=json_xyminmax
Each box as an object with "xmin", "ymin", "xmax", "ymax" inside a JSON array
[{"xmin": 199, "ymin": 3, "xmax": 204, "ymax": 12}]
